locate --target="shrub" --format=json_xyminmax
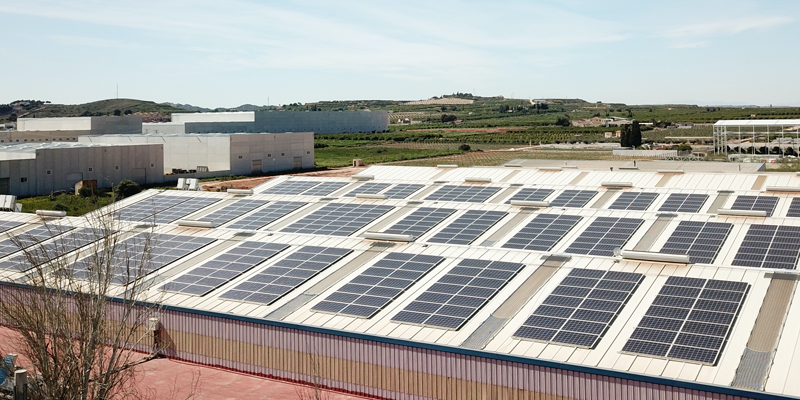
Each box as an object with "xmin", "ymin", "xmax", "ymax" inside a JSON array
[
  {"xmin": 78, "ymin": 186, "xmax": 99, "ymax": 198},
  {"xmin": 458, "ymin": 144, "xmax": 471, "ymax": 151},
  {"xmin": 113, "ymin": 180, "xmax": 141, "ymax": 200}
]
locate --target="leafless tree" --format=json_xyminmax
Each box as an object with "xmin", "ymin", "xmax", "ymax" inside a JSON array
[
  {"xmin": 0, "ymin": 210, "xmax": 197, "ymax": 400},
  {"xmin": 295, "ymin": 338, "xmax": 329, "ymax": 400}
]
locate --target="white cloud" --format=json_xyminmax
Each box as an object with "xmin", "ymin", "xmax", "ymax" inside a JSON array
[{"xmin": 663, "ymin": 16, "xmax": 793, "ymax": 38}]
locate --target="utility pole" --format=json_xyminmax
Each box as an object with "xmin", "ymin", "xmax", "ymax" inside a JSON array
[{"xmin": 116, "ymin": 84, "xmax": 118, "ymax": 99}]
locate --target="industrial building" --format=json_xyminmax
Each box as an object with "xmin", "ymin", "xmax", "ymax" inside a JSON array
[
  {"xmin": 2, "ymin": 163, "xmax": 800, "ymax": 399},
  {"xmin": 142, "ymin": 110, "xmax": 389, "ymax": 134},
  {"xmin": 4, "ymin": 116, "xmax": 142, "ymax": 143},
  {"xmin": 79, "ymin": 131, "xmax": 314, "ymax": 176},
  {"xmin": 0, "ymin": 142, "xmax": 163, "ymax": 196}
]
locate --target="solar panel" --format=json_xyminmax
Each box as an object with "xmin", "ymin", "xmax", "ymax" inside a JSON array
[
  {"xmin": 263, "ymin": 180, "xmax": 321, "ymax": 195},
  {"xmin": 425, "ymin": 185, "xmax": 501, "ymax": 203},
  {"xmin": 0, "ymin": 220, "xmax": 23, "ymax": 233},
  {"xmin": 72, "ymin": 233, "xmax": 216, "ymax": 285},
  {"xmin": 608, "ymin": 192, "xmax": 659, "ymax": 211},
  {"xmin": 502, "ymin": 214, "xmax": 583, "ymax": 252},
  {"xmin": 426, "ymin": 210, "xmax": 507, "ymax": 245},
  {"xmin": 392, "ymin": 259, "xmax": 526, "ymax": 330},
  {"xmin": 344, "ymin": 183, "xmax": 392, "ymax": 197},
  {"xmin": 383, "ymin": 207, "xmax": 456, "ymax": 240},
  {"xmin": 220, "ymin": 246, "xmax": 352, "ymax": 305},
  {"xmin": 301, "ymin": 182, "xmax": 348, "ymax": 196},
  {"xmin": 199, "ymin": 199, "xmax": 268, "ymax": 225},
  {"xmin": 505, "ymin": 188, "xmax": 555, "ymax": 204},
  {"xmin": 549, "ymin": 190, "xmax": 597, "ymax": 208},
  {"xmin": 149, "ymin": 197, "xmax": 221, "ymax": 224},
  {"xmin": 0, "ymin": 225, "xmax": 75, "ymax": 259},
  {"xmin": 225, "ymin": 201, "xmax": 306, "ymax": 230},
  {"xmin": 161, "ymin": 242, "xmax": 289, "ymax": 296},
  {"xmin": 658, "ymin": 193, "xmax": 709, "ymax": 213},
  {"xmin": 117, "ymin": 195, "xmax": 188, "ymax": 221},
  {"xmin": 383, "ymin": 184, "xmax": 425, "ymax": 199},
  {"xmin": 281, "ymin": 203, "xmax": 393, "ymax": 237},
  {"xmin": 564, "ymin": 217, "xmax": 644, "ymax": 257},
  {"xmin": 514, "ymin": 269, "xmax": 644, "ymax": 348},
  {"xmin": 621, "ymin": 276, "xmax": 749, "ymax": 365},
  {"xmin": 729, "ymin": 195, "xmax": 778, "ymax": 216},
  {"xmin": 732, "ymin": 224, "xmax": 800, "ymax": 269},
  {"xmin": 311, "ymin": 253, "xmax": 445, "ymax": 318},
  {"xmin": 660, "ymin": 221, "xmax": 732, "ymax": 264},
  {"xmin": 0, "ymin": 228, "xmax": 111, "ymax": 272},
  {"xmin": 786, "ymin": 198, "xmax": 800, "ymax": 218}
]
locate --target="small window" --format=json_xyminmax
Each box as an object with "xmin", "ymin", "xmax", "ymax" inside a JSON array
[
  {"xmin": 150, "ymin": 163, "xmax": 155, "ymax": 168},
  {"xmin": 115, "ymin": 165, "xmax": 119, "ymax": 170},
  {"xmin": 307, "ymin": 151, "xmax": 310, "ymax": 154},
  {"xmin": 281, "ymin": 153, "xmax": 285, "ymax": 156},
  {"xmin": 88, "ymin": 167, "xmax": 93, "ymax": 172},
  {"xmin": 238, "ymin": 155, "xmax": 243, "ymax": 159},
  {"xmin": 20, "ymin": 177, "xmax": 27, "ymax": 183},
  {"xmin": 46, "ymin": 170, "xmax": 52, "ymax": 175},
  {"xmin": 268, "ymin": 154, "xmax": 272, "ymax": 158}
]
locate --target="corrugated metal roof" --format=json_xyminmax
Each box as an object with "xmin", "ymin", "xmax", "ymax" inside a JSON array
[
  {"xmin": 714, "ymin": 119, "xmax": 800, "ymax": 127},
  {"xmin": 4, "ymin": 165, "xmax": 800, "ymax": 397}
]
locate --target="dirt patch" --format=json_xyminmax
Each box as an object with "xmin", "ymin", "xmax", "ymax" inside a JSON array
[{"xmin": 202, "ymin": 166, "xmax": 368, "ymax": 191}]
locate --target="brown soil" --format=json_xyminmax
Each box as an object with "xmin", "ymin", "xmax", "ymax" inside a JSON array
[{"xmin": 202, "ymin": 166, "xmax": 368, "ymax": 191}]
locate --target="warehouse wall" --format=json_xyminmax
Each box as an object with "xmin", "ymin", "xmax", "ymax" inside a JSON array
[
  {"xmin": 0, "ymin": 144, "xmax": 164, "ymax": 196},
  {"xmin": 182, "ymin": 111, "xmax": 389, "ymax": 134},
  {"xmin": 228, "ymin": 132, "xmax": 314, "ymax": 174}
]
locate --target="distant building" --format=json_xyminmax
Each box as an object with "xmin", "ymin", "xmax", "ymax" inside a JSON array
[
  {"xmin": 0, "ymin": 142, "xmax": 163, "ymax": 196},
  {"xmin": 143, "ymin": 110, "xmax": 389, "ymax": 134},
  {"xmin": 5, "ymin": 116, "xmax": 142, "ymax": 143}
]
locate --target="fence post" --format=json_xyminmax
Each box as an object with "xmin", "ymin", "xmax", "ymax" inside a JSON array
[{"xmin": 14, "ymin": 369, "xmax": 27, "ymax": 400}]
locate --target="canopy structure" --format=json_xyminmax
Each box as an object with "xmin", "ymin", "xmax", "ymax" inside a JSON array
[{"xmin": 713, "ymin": 119, "xmax": 800, "ymax": 155}]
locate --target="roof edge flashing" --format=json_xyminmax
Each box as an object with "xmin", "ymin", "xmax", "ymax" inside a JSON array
[{"xmin": 437, "ymin": 164, "xmax": 458, "ymax": 168}]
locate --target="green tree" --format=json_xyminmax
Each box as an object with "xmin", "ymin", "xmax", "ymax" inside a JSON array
[
  {"xmin": 630, "ymin": 120, "xmax": 642, "ymax": 148},
  {"xmin": 113, "ymin": 180, "xmax": 141, "ymax": 200},
  {"xmin": 620, "ymin": 124, "xmax": 631, "ymax": 147},
  {"xmin": 113, "ymin": 109, "xmax": 121, "ymax": 116}
]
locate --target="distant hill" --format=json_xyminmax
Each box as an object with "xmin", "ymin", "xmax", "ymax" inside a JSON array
[
  {"xmin": 2, "ymin": 99, "xmax": 186, "ymax": 122},
  {"xmin": 162, "ymin": 102, "xmax": 275, "ymax": 113}
]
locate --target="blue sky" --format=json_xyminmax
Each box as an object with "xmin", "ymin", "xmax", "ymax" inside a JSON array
[{"xmin": 1, "ymin": 0, "xmax": 798, "ymax": 107}]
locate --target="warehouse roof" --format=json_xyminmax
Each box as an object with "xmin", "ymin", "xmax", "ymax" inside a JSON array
[
  {"xmin": 2, "ymin": 164, "xmax": 800, "ymax": 397},
  {"xmin": 714, "ymin": 119, "xmax": 800, "ymax": 127}
]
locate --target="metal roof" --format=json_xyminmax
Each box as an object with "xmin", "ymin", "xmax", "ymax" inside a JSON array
[
  {"xmin": 3, "ymin": 164, "xmax": 800, "ymax": 397},
  {"xmin": 714, "ymin": 119, "xmax": 800, "ymax": 127}
]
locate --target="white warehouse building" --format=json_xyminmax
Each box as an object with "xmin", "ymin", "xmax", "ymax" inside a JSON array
[
  {"xmin": 142, "ymin": 110, "xmax": 389, "ymax": 134},
  {"xmin": 4, "ymin": 116, "xmax": 143, "ymax": 143},
  {"xmin": 0, "ymin": 142, "xmax": 164, "ymax": 196},
  {"xmin": 79, "ymin": 131, "xmax": 314, "ymax": 176}
]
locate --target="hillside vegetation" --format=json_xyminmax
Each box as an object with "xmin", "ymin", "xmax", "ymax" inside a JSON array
[{"xmin": 1, "ymin": 99, "xmax": 186, "ymax": 122}]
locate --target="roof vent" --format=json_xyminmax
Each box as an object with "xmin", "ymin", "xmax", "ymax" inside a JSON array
[
  {"xmin": 464, "ymin": 177, "xmax": 492, "ymax": 183},
  {"xmin": 176, "ymin": 220, "xmax": 215, "ymax": 228},
  {"xmin": 717, "ymin": 209, "xmax": 768, "ymax": 217},
  {"xmin": 36, "ymin": 210, "xmax": 66, "ymax": 217},
  {"xmin": 621, "ymin": 250, "xmax": 690, "ymax": 264},
  {"xmin": 538, "ymin": 167, "xmax": 562, "ymax": 171},
  {"xmin": 765, "ymin": 186, "xmax": 800, "ymax": 192},
  {"xmin": 601, "ymin": 181, "xmax": 633, "ymax": 187},
  {"xmin": 355, "ymin": 193, "xmax": 387, "ymax": 200},
  {"xmin": 353, "ymin": 175, "xmax": 374, "ymax": 181},
  {"xmin": 226, "ymin": 188, "xmax": 253, "ymax": 195},
  {"xmin": 363, "ymin": 232, "xmax": 413, "ymax": 242},
  {"xmin": 504, "ymin": 164, "xmax": 522, "ymax": 168},
  {"xmin": 437, "ymin": 164, "xmax": 458, "ymax": 168},
  {"xmin": 657, "ymin": 170, "xmax": 684, "ymax": 174},
  {"xmin": 510, "ymin": 200, "xmax": 549, "ymax": 207}
]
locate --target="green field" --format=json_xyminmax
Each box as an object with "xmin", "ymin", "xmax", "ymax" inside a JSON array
[{"xmin": 314, "ymin": 146, "xmax": 462, "ymax": 168}]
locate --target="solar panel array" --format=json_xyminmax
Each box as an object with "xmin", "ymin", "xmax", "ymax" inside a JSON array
[
  {"xmin": 729, "ymin": 195, "xmax": 779, "ymax": 216},
  {"xmin": 659, "ymin": 193, "xmax": 709, "ymax": 213},
  {"xmin": 0, "ymin": 227, "xmax": 107, "ymax": 272},
  {"xmin": 117, "ymin": 195, "xmax": 187, "ymax": 221},
  {"xmin": 199, "ymin": 199, "xmax": 268, "ymax": 225},
  {"xmin": 786, "ymin": 198, "xmax": 800, "ymax": 218},
  {"xmin": 281, "ymin": 203, "xmax": 393, "ymax": 236},
  {"xmin": 549, "ymin": 190, "xmax": 597, "ymax": 208},
  {"xmin": 732, "ymin": 224, "xmax": 800, "ymax": 269},
  {"xmin": 161, "ymin": 242, "xmax": 289, "ymax": 296},
  {"xmin": 622, "ymin": 276, "xmax": 749, "ymax": 365},
  {"xmin": 312, "ymin": 253, "xmax": 444, "ymax": 318},
  {"xmin": 382, "ymin": 184, "xmax": 425, "ymax": 199},
  {"xmin": 660, "ymin": 221, "xmax": 733, "ymax": 264},
  {"xmin": 301, "ymin": 182, "xmax": 348, "ymax": 196},
  {"xmin": 392, "ymin": 259, "xmax": 526, "ymax": 330},
  {"xmin": 506, "ymin": 188, "xmax": 555, "ymax": 204},
  {"xmin": 220, "ymin": 246, "xmax": 352, "ymax": 305},
  {"xmin": 150, "ymin": 197, "xmax": 220, "ymax": 224},
  {"xmin": 564, "ymin": 217, "xmax": 644, "ymax": 257},
  {"xmin": 426, "ymin": 210, "xmax": 507, "ymax": 245},
  {"xmin": 0, "ymin": 220, "xmax": 23, "ymax": 233},
  {"xmin": 425, "ymin": 185, "xmax": 501, "ymax": 203},
  {"xmin": 72, "ymin": 234, "xmax": 216, "ymax": 285},
  {"xmin": 608, "ymin": 192, "xmax": 659, "ymax": 211},
  {"xmin": 262, "ymin": 180, "xmax": 321, "ymax": 195},
  {"xmin": 225, "ymin": 201, "xmax": 306, "ymax": 230},
  {"xmin": 345, "ymin": 183, "xmax": 391, "ymax": 197},
  {"xmin": 383, "ymin": 207, "xmax": 456, "ymax": 239},
  {"xmin": 0, "ymin": 225, "xmax": 75, "ymax": 258},
  {"xmin": 514, "ymin": 269, "xmax": 644, "ymax": 348},
  {"xmin": 502, "ymin": 214, "xmax": 582, "ymax": 252}
]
